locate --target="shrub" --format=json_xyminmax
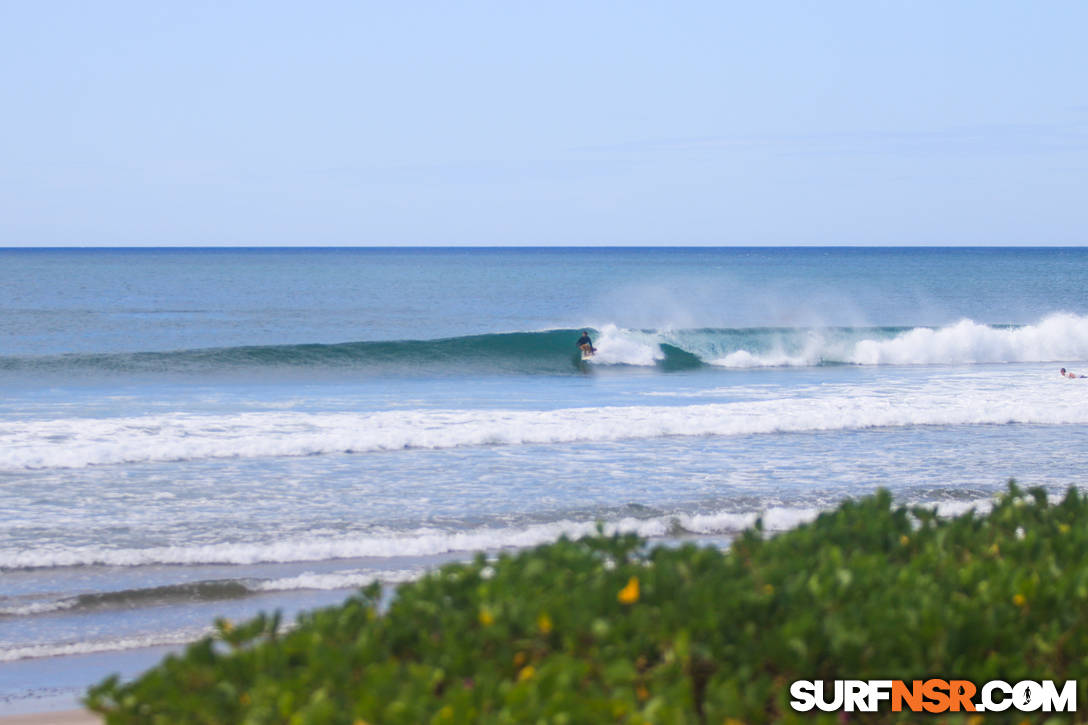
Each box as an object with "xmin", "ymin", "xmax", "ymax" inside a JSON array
[{"xmin": 87, "ymin": 483, "xmax": 1088, "ymax": 723}]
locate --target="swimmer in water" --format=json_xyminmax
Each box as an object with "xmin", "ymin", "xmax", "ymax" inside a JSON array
[{"xmin": 1060, "ymin": 368, "xmax": 1082, "ymax": 379}]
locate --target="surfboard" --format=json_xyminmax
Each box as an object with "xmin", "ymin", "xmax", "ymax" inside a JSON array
[{"xmin": 581, "ymin": 350, "xmax": 595, "ymax": 361}]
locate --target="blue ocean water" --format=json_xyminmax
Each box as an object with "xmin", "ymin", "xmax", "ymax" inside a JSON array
[{"xmin": 2, "ymin": 247, "xmax": 1088, "ymax": 709}]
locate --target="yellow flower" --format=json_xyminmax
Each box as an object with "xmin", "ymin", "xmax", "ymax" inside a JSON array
[
  {"xmin": 1013, "ymin": 593, "xmax": 1027, "ymax": 607},
  {"xmin": 438, "ymin": 706, "xmax": 454, "ymax": 720},
  {"xmin": 513, "ymin": 651, "xmax": 526, "ymax": 667},
  {"xmin": 636, "ymin": 685, "xmax": 650, "ymax": 701},
  {"xmin": 219, "ymin": 619, "xmax": 233, "ymax": 634},
  {"xmin": 478, "ymin": 608, "xmax": 494, "ymax": 626},
  {"xmin": 517, "ymin": 665, "xmax": 535, "ymax": 682},
  {"xmin": 618, "ymin": 576, "xmax": 640, "ymax": 604},
  {"xmin": 900, "ymin": 534, "xmax": 910, "ymax": 546},
  {"xmin": 967, "ymin": 715, "xmax": 984, "ymax": 725},
  {"xmin": 537, "ymin": 613, "xmax": 553, "ymax": 634},
  {"xmin": 724, "ymin": 718, "xmax": 746, "ymax": 725},
  {"xmin": 1059, "ymin": 523, "xmax": 1071, "ymax": 534},
  {"xmin": 762, "ymin": 583, "xmax": 774, "ymax": 595},
  {"xmin": 239, "ymin": 693, "xmax": 250, "ymax": 706}
]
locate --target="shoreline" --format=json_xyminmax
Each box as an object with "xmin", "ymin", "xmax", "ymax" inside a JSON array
[
  {"xmin": 0, "ymin": 711, "xmax": 101, "ymax": 725},
  {"xmin": 0, "ymin": 644, "xmax": 182, "ymax": 723}
]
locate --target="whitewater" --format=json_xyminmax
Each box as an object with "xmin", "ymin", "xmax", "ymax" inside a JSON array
[
  {"xmin": 2, "ymin": 365, "xmax": 1086, "ymax": 471},
  {"xmin": 7, "ymin": 313, "xmax": 1088, "ymax": 380},
  {"xmin": 3, "ymin": 246, "xmax": 1088, "ymax": 710}
]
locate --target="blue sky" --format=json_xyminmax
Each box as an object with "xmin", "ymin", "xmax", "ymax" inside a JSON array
[{"xmin": 1, "ymin": 1, "xmax": 1085, "ymax": 245}]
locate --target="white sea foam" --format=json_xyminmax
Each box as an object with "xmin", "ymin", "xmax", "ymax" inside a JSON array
[
  {"xmin": 0, "ymin": 497, "xmax": 999, "ymax": 572},
  {"xmin": 255, "ymin": 568, "xmax": 423, "ymax": 592},
  {"xmin": 678, "ymin": 507, "xmax": 822, "ymax": 534},
  {"xmin": 0, "ymin": 629, "xmax": 212, "ymax": 663},
  {"xmin": 0, "ymin": 506, "xmax": 825, "ymax": 570},
  {"xmin": 1, "ymin": 370, "xmax": 1085, "ymax": 472},
  {"xmin": 932, "ymin": 499, "xmax": 994, "ymax": 518},
  {"xmin": 709, "ymin": 329, "xmax": 831, "ymax": 368},
  {"xmin": 588, "ymin": 324, "xmax": 663, "ymax": 366},
  {"xmin": 0, "ymin": 598, "xmax": 79, "ymax": 617},
  {"xmin": 0, "ymin": 498, "xmax": 1000, "ymax": 663},
  {"xmin": 708, "ymin": 314, "xmax": 1088, "ymax": 368},
  {"xmin": 713, "ymin": 347, "xmax": 821, "ymax": 368},
  {"xmin": 850, "ymin": 314, "xmax": 1088, "ymax": 365}
]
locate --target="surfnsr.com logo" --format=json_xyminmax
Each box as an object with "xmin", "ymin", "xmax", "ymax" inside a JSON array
[{"xmin": 790, "ymin": 679, "xmax": 1077, "ymax": 713}]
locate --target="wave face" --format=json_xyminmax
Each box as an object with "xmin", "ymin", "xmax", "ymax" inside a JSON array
[
  {"xmin": 0, "ymin": 330, "xmax": 590, "ymax": 378},
  {"xmin": 0, "ymin": 569, "xmax": 422, "ymax": 618},
  {"xmin": 4, "ymin": 314, "xmax": 1088, "ymax": 379}
]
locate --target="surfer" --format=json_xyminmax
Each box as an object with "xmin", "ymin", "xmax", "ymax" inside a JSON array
[
  {"xmin": 577, "ymin": 331, "xmax": 596, "ymax": 356},
  {"xmin": 1060, "ymin": 368, "xmax": 1082, "ymax": 379}
]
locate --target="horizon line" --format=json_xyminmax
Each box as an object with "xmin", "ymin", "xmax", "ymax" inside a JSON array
[{"xmin": 2, "ymin": 243, "xmax": 1086, "ymax": 250}]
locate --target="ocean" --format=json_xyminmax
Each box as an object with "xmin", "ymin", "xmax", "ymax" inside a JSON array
[{"xmin": 2, "ymin": 246, "xmax": 1088, "ymax": 712}]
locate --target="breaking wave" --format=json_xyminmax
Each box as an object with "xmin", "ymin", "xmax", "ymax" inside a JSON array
[
  {"xmin": 3, "ymin": 314, "xmax": 1088, "ymax": 379},
  {"xmin": 0, "ymin": 507, "xmax": 823, "ymax": 571},
  {"xmin": 2, "ymin": 368, "xmax": 1086, "ymax": 471},
  {"xmin": 0, "ymin": 630, "xmax": 212, "ymax": 663},
  {"xmin": 0, "ymin": 569, "xmax": 423, "ymax": 619}
]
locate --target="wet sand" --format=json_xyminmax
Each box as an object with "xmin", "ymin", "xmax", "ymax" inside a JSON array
[{"xmin": 0, "ymin": 711, "xmax": 101, "ymax": 725}]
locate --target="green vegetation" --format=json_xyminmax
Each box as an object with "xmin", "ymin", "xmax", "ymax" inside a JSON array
[{"xmin": 87, "ymin": 483, "xmax": 1088, "ymax": 723}]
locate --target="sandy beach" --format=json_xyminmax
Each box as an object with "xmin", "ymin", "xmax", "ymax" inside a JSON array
[{"xmin": 0, "ymin": 711, "xmax": 100, "ymax": 725}]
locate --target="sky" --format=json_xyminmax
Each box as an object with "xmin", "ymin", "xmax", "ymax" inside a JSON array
[{"xmin": 0, "ymin": 1, "xmax": 1085, "ymax": 246}]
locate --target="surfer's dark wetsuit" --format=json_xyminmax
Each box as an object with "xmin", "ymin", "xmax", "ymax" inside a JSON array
[{"xmin": 577, "ymin": 335, "xmax": 593, "ymax": 349}]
